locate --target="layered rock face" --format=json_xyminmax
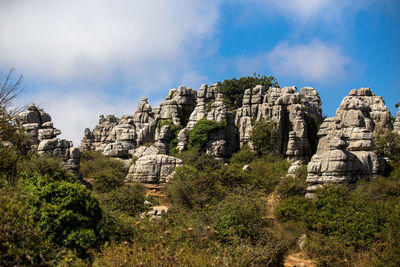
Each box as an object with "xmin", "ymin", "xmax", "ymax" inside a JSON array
[
  {"xmin": 394, "ymin": 106, "xmax": 400, "ymax": 133},
  {"xmin": 306, "ymin": 88, "xmax": 393, "ymax": 196},
  {"xmin": 176, "ymin": 84, "xmax": 239, "ymax": 160},
  {"xmin": 125, "ymin": 155, "xmax": 183, "ymax": 183},
  {"xmin": 235, "ymin": 86, "xmax": 323, "ymax": 160},
  {"xmin": 82, "ymin": 84, "xmax": 323, "ymax": 183},
  {"xmin": 81, "ymin": 115, "xmax": 120, "ymax": 151},
  {"xmin": 16, "ymin": 104, "xmax": 82, "ymax": 179}
]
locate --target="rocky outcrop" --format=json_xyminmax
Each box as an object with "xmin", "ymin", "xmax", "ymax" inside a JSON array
[
  {"xmin": 394, "ymin": 106, "xmax": 400, "ymax": 133},
  {"xmin": 306, "ymin": 88, "xmax": 393, "ymax": 197},
  {"xmin": 157, "ymin": 85, "xmax": 197, "ymax": 126},
  {"xmin": 81, "ymin": 115, "xmax": 120, "ymax": 151},
  {"xmin": 125, "ymin": 154, "xmax": 183, "ymax": 183},
  {"xmin": 16, "ymin": 104, "xmax": 82, "ymax": 179},
  {"xmin": 235, "ymin": 86, "xmax": 323, "ymax": 161}
]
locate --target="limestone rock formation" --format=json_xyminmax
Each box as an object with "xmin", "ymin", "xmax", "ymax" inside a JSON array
[
  {"xmin": 81, "ymin": 115, "xmax": 120, "ymax": 151},
  {"xmin": 306, "ymin": 88, "xmax": 393, "ymax": 196},
  {"xmin": 125, "ymin": 154, "xmax": 183, "ymax": 183},
  {"xmin": 394, "ymin": 106, "xmax": 400, "ymax": 133},
  {"xmin": 235, "ymin": 86, "xmax": 323, "ymax": 161},
  {"xmin": 16, "ymin": 104, "xmax": 82, "ymax": 179}
]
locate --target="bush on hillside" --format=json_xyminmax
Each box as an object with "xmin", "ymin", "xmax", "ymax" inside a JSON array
[
  {"xmin": 176, "ymin": 149, "xmax": 221, "ymax": 171},
  {"xmin": 80, "ymin": 151, "xmax": 128, "ymax": 193},
  {"xmin": 212, "ymin": 194, "xmax": 268, "ymax": 243},
  {"xmin": 229, "ymin": 145, "xmax": 256, "ymax": 164},
  {"xmin": 249, "ymin": 119, "xmax": 277, "ymax": 156},
  {"xmin": 374, "ymin": 127, "xmax": 400, "ymax": 162},
  {"xmin": 18, "ymin": 156, "xmax": 102, "ymax": 256}
]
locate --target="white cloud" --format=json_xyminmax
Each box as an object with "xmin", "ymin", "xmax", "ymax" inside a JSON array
[
  {"xmin": 0, "ymin": 0, "xmax": 220, "ymax": 85},
  {"xmin": 237, "ymin": 40, "xmax": 350, "ymax": 82}
]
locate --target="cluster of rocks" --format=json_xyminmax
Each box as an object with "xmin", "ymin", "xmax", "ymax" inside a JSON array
[
  {"xmin": 306, "ymin": 88, "xmax": 393, "ymax": 197},
  {"xmin": 176, "ymin": 84, "xmax": 239, "ymax": 160},
  {"xmin": 16, "ymin": 104, "xmax": 82, "ymax": 179},
  {"xmin": 235, "ymin": 86, "xmax": 323, "ymax": 160}
]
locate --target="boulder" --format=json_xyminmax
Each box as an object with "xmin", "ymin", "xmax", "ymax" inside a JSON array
[{"xmin": 125, "ymin": 154, "xmax": 183, "ymax": 183}]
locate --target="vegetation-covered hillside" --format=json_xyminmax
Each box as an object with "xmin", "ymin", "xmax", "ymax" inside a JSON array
[{"xmin": 1, "ymin": 72, "xmax": 400, "ymax": 266}]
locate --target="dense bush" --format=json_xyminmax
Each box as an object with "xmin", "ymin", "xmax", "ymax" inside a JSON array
[
  {"xmin": 0, "ymin": 189, "xmax": 57, "ymax": 265},
  {"xmin": 80, "ymin": 151, "xmax": 128, "ymax": 193},
  {"xmin": 218, "ymin": 73, "xmax": 279, "ymax": 110},
  {"xmin": 176, "ymin": 150, "xmax": 221, "ymax": 171},
  {"xmin": 18, "ymin": 156, "xmax": 102, "ymax": 256},
  {"xmin": 229, "ymin": 145, "xmax": 256, "ymax": 164},
  {"xmin": 374, "ymin": 127, "xmax": 400, "ymax": 162},
  {"xmin": 276, "ymin": 165, "xmax": 308, "ymax": 198},
  {"xmin": 212, "ymin": 194, "xmax": 268, "ymax": 243},
  {"xmin": 167, "ymin": 166, "xmax": 223, "ymax": 209},
  {"xmin": 187, "ymin": 118, "xmax": 225, "ymax": 151},
  {"xmin": 249, "ymin": 119, "xmax": 277, "ymax": 156},
  {"xmin": 96, "ymin": 183, "xmax": 147, "ymax": 217}
]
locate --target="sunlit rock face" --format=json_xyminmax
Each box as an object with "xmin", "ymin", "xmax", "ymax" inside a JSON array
[
  {"xmin": 306, "ymin": 88, "xmax": 393, "ymax": 197},
  {"xmin": 394, "ymin": 106, "xmax": 400, "ymax": 134},
  {"xmin": 125, "ymin": 154, "xmax": 183, "ymax": 183},
  {"xmin": 235, "ymin": 86, "xmax": 323, "ymax": 161},
  {"xmin": 16, "ymin": 104, "xmax": 82, "ymax": 180}
]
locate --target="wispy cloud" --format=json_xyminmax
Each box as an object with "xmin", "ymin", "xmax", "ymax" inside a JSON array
[{"xmin": 237, "ymin": 40, "xmax": 350, "ymax": 83}]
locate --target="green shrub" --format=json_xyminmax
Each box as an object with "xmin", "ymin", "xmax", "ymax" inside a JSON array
[
  {"xmin": 249, "ymin": 119, "xmax": 277, "ymax": 156},
  {"xmin": 229, "ymin": 145, "xmax": 256, "ymax": 164},
  {"xmin": 374, "ymin": 127, "xmax": 400, "ymax": 162},
  {"xmin": 188, "ymin": 118, "xmax": 225, "ymax": 151},
  {"xmin": 275, "ymin": 196, "xmax": 311, "ymax": 222},
  {"xmin": 218, "ymin": 73, "xmax": 279, "ymax": 110},
  {"xmin": 18, "ymin": 157, "xmax": 102, "ymax": 256},
  {"xmin": 0, "ymin": 189, "xmax": 57, "ymax": 265},
  {"xmin": 96, "ymin": 183, "xmax": 147, "ymax": 217},
  {"xmin": 304, "ymin": 232, "xmax": 354, "ymax": 267},
  {"xmin": 80, "ymin": 151, "xmax": 128, "ymax": 193},
  {"xmin": 212, "ymin": 195, "xmax": 267, "ymax": 243},
  {"xmin": 276, "ymin": 165, "xmax": 308, "ymax": 198},
  {"xmin": 167, "ymin": 166, "xmax": 223, "ymax": 209},
  {"xmin": 176, "ymin": 150, "xmax": 221, "ymax": 171},
  {"xmin": 306, "ymin": 186, "xmax": 382, "ymax": 249}
]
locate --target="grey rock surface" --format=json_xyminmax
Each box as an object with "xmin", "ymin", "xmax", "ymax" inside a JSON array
[
  {"xmin": 306, "ymin": 88, "xmax": 393, "ymax": 193},
  {"xmin": 16, "ymin": 104, "xmax": 82, "ymax": 180},
  {"xmin": 235, "ymin": 86, "xmax": 323, "ymax": 161},
  {"xmin": 125, "ymin": 154, "xmax": 183, "ymax": 183},
  {"xmin": 394, "ymin": 106, "xmax": 400, "ymax": 133}
]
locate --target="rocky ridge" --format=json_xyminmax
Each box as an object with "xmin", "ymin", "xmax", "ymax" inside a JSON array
[
  {"xmin": 16, "ymin": 103, "xmax": 82, "ymax": 180},
  {"xmin": 235, "ymin": 86, "xmax": 323, "ymax": 160},
  {"xmin": 306, "ymin": 88, "xmax": 393, "ymax": 197}
]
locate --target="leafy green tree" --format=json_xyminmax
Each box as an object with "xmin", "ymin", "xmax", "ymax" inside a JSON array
[
  {"xmin": 374, "ymin": 127, "xmax": 400, "ymax": 162},
  {"xmin": 18, "ymin": 156, "xmax": 102, "ymax": 256},
  {"xmin": 249, "ymin": 119, "xmax": 277, "ymax": 156},
  {"xmin": 218, "ymin": 73, "xmax": 279, "ymax": 110}
]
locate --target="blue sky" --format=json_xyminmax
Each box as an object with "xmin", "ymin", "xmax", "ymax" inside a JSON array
[{"xmin": 0, "ymin": 0, "xmax": 399, "ymax": 145}]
